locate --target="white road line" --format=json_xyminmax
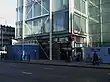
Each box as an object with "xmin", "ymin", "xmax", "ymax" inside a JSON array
[
  {"xmin": 44, "ymin": 68, "xmax": 54, "ymax": 70},
  {"xmin": 108, "ymin": 73, "xmax": 110, "ymax": 75},
  {"xmin": 22, "ymin": 72, "xmax": 32, "ymax": 75},
  {"xmin": 9, "ymin": 64, "xmax": 16, "ymax": 66}
]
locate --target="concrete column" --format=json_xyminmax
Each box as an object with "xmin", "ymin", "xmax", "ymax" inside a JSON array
[
  {"xmin": 86, "ymin": 0, "xmax": 89, "ymax": 47},
  {"xmin": 69, "ymin": 0, "xmax": 74, "ymax": 33},
  {"xmin": 49, "ymin": 0, "xmax": 53, "ymax": 60},
  {"xmin": 100, "ymin": 0, "xmax": 103, "ymax": 46}
]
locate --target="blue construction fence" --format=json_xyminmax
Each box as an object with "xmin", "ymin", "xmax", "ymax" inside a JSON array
[
  {"xmin": 6, "ymin": 44, "xmax": 46, "ymax": 61},
  {"xmin": 84, "ymin": 47, "xmax": 110, "ymax": 64}
]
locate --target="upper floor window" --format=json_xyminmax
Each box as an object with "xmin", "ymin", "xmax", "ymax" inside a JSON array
[
  {"xmin": 53, "ymin": 0, "xmax": 69, "ymax": 12},
  {"xmin": 74, "ymin": 0, "xmax": 86, "ymax": 14}
]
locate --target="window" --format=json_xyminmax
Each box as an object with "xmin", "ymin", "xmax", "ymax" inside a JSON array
[
  {"xmin": 102, "ymin": 3, "xmax": 110, "ymax": 13},
  {"xmin": 53, "ymin": 12, "xmax": 68, "ymax": 32},
  {"xmin": 89, "ymin": 21, "xmax": 100, "ymax": 33},
  {"xmin": 34, "ymin": 2, "xmax": 41, "ymax": 17},
  {"xmin": 53, "ymin": 0, "xmax": 69, "ymax": 12},
  {"xmin": 42, "ymin": 17, "xmax": 50, "ymax": 33},
  {"xmin": 16, "ymin": 22, "xmax": 22, "ymax": 38},
  {"xmin": 101, "ymin": 0, "xmax": 110, "ymax": 4},
  {"xmin": 26, "ymin": 0, "xmax": 32, "ymax": 5},
  {"xmin": 74, "ymin": 0, "xmax": 80, "ymax": 11},
  {"xmin": 102, "ymin": 13, "xmax": 110, "ymax": 23},
  {"xmin": 17, "ymin": 7, "xmax": 23, "ymax": 21},
  {"xmin": 73, "ymin": 14, "xmax": 86, "ymax": 33},
  {"xmin": 53, "ymin": 14, "xmax": 64, "ymax": 31},
  {"xmin": 74, "ymin": 15, "xmax": 80, "ymax": 31},
  {"xmin": 89, "ymin": 0, "xmax": 100, "ymax": 5},
  {"xmin": 89, "ymin": 22, "xmax": 101, "ymax": 43},
  {"xmin": 19, "ymin": 28, "xmax": 22, "ymax": 38},
  {"xmin": 16, "ymin": 24, "xmax": 19, "ymax": 38},
  {"xmin": 88, "ymin": 4, "xmax": 100, "ymax": 21},
  {"xmin": 42, "ymin": 0, "xmax": 50, "ymax": 14},
  {"xmin": 24, "ymin": 21, "xmax": 32, "ymax": 36},
  {"xmin": 81, "ymin": 0, "xmax": 86, "ymax": 14},
  {"xmin": 88, "ymin": 0, "xmax": 100, "ymax": 21},
  {"xmin": 33, "ymin": 18, "xmax": 41, "ymax": 34},
  {"xmin": 74, "ymin": 0, "xmax": 86, "ymax": 14},
  {"xmin": 102, "ymin": 23, "xmax": 110, "ymax": 33},
  {"xmin": 17, "ymin": 0, "xmax": 23, "ymax": 7},
  {"xmin": 80, "ymin": 17, "xmax": 86, "ymax": 33},
  {"xmin": 26, "ymin": 5, "xmax": 32, "ymax": 19}
]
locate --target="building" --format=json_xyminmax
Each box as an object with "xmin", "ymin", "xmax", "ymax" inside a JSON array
[
  {"xmin": 16, "ymin": 0, "xmax": 110, "ymax": 59},
  {"xmin": 0, "ymin": 25, "xmax": 15, "ymax": 50},
  {"xmin": 100, "ymin": 0, "xmax": 110, "ymax": 46}
]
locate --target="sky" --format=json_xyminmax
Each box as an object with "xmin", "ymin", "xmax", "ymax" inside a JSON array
[{"xmin": 0, "ymin": 0, "xmax": 16, "ymax": 27}]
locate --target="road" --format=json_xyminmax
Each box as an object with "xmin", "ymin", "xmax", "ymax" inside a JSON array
[{"xmin": 0, "ymin": 62, "xmax": 109, "ymax": 82}]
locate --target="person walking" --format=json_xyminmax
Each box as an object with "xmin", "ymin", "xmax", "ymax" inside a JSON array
[{"xmin": 92, "ymin": 51, "xmax": 99, "ymax": 65}]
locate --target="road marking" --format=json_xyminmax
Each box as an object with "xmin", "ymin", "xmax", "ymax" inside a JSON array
[
  {"xmin": 108, "ymin": 73, "xmax": 110, "ymax": 75},
  {"xmin": 44, "ymin": 68, "xmax": 54, "ymax": 70},
  {"xmin": 22, "ymin": 72, "xmax": 32, "ymax": 75},
  {"xmin": 9, "ymin": 64, "xmax": 16, "ymax": 66}
]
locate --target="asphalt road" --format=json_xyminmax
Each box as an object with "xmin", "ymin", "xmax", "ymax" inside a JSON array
[{"xmin": 0, "ymin": 62, "xmax": 110, "ymax": 82}]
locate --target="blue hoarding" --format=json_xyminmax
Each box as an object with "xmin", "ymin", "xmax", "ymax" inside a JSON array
[{"xmin": 7, "ymin": 44, "xmax": 40, "ymax": 60}]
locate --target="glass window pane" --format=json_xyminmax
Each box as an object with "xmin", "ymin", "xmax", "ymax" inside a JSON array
[
  {"xmin": 80, "ymin": 17, "xmax": 86, "ymax": 33},
  {"xmin": 89, "ymin": 0, "xmax": 100, "ymax": 5},
  {"xmin": 63, "ymin": 0, "xmax": 69, "ymax": 9},
  {"xmin": 42, "ymin": 0, "xmax": 49, "ymax": 14},
  {"xmin": 88, "ymin": 4, "xmax": 100, "ymax": 21},
  {"xmin": 64, "ymin": 12, "xmax": 69, "ymax": 31},
  {"xmin": 18, "ymin": 23, "xmax": 22, "ymax": 37},
  {"xmin": 33, "ymin": 19, "xmax": 41, "ymax": 34},
  {"xmin": 16, "ymin": 24, "xmax": 20, "ymax": 38},
  {"xmin": 102, "ymin": 23, "xmax": 110, "ymax": 33},
  {"xmin": 42, "ymin": 17, "xmax": 50, "ymax": 33},
  {"xmin": 73, "ymin": 15, "xmax": 86, "ymax": 33},
  {"xmin": 53, "ymin": 0, "xmax": 68, "ymax": 12},
  {"xmin": 73, "ymin": 15, "xmax": 80, "ymax": 31},
  {"xmin": 81, "ymin": 0, "xmax": 86, "ymax": 14},
  {"xmin": 18, "ymin": 0, "xmax": 23, "ymax": 7},
  {"xmin": 53, "ymin": 12, "xmax": 68, "ymax": 32},
  {"xmin": 89, "ymin": 23, "xmax": 101, "ymax": 43},
  {"xmin": 74, "ymin": 0, "xmax": 80, "ymax": 11},
  {"xmin": 101, "ymin": 3, "xmax": 110, "ymax": 13},
  {"xmin": 24, "ymin": 21, "xmax": 32, "ymax": 36},
  {"xmin": 101, "ymin": 0, "xmax": 110, "ymax": 4},
  {"xmin": 40, "ymin": 16, "xmax": 50, "ymax": 33},
  {"xmin": 26, "ymin": 5, "xmax": 32, "ymax": 19},
  {"xmin": 34, "ymin": 3, "xmax": 41, "ymax": 17},
  {"xmin": 16, "ymin": 8, "xmax": 18, "ymax": 21},
  {"xmin": 26, "ymin": 0, "xmax": 32, "ymax": 5},
  {"xmin": 18, "ymin": 7, "xmax": 23, "ymax": 21},
  {"xmin": 74, "ymin": 0, "xmax": 86, "ymax": 14},
  {"xmin": 102, "ymin": 13, "xmax": 110, "ymax": 23},
  {"xmin": 53, "ymin": 14, "xmax": 64, "ymax": 31}
]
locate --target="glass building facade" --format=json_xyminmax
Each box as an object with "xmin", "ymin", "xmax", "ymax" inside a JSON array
[
  {"xmin": 88, "ymin": 0, "xmax": 101, "ymax": 46},
  {"xmin": 16, "ymin": 0, "xmax": 110, "ymax": 47},
  {"xmin": 16, "ymin": 0, "xmax": 69, "ymax": 38},
  {"xmin": 101, "ymin": 0, "xmax": 110, "ymax": 46}
]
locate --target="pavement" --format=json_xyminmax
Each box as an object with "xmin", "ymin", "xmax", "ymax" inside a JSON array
[
  {"xmin": 2, "ymin": 60, "xmax": 110, "ymax": 69},
  {"xmin": 0, "ymin": 62, "xmax": 110, "ymax": 82}
]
